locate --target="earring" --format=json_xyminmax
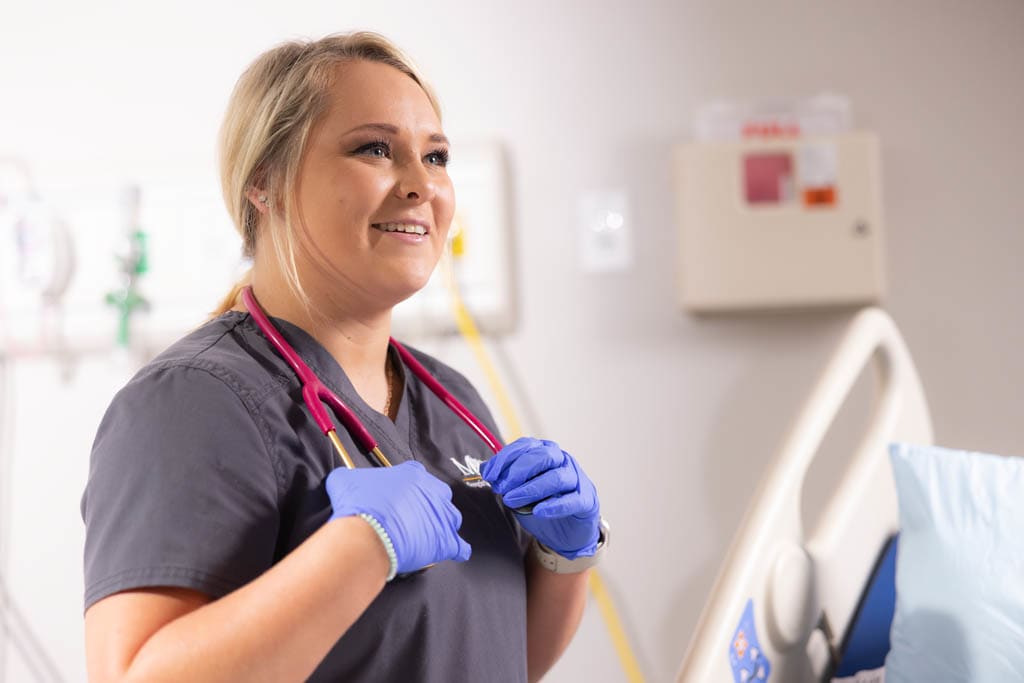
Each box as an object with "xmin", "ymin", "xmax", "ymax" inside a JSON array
[{"xmin": 258, "ymin": 194, "xmax": 272, "ymax": 208}]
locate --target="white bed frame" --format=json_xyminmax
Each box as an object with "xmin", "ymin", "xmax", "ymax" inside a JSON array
[{"xmin": 677, "ymin": 307, "xmax": 933, "ymax": 682}]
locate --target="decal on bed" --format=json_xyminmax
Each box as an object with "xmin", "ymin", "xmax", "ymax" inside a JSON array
[{"xmin": 728, "ymin": 599, "xmax": 771, "ymax": 682}]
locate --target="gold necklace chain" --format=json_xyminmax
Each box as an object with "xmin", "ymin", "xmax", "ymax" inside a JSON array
[{"xmin": 382, "ymin": 353, "xmax": 395, "ymax": 417}]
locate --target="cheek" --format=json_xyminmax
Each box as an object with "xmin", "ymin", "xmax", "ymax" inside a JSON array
[
  {"xmin": 310, "ymin": 174, "xmax": 390, "ymax": 244},
  {"xmin": 320, "ymin": 164, "xmax": 391, "ymax": 212}
]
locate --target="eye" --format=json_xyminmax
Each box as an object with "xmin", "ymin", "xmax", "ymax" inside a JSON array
[
  {"xmin": 425, "ymin": 148, "xmax": 450, "ymax": 167},
  {"xmin": 353, "ymin": 139, "xmax": 391, "ymax": 159}
]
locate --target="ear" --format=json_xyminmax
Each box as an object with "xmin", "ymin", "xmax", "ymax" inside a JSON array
[{"xmin": 245, "ymin": 187, "xmax": 272, "ymax": 214}]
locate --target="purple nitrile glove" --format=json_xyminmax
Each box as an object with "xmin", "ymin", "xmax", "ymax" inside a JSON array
[
  {"xmin": 326, "ymin": 461, "xmax": 472, "ymax": 574},
  {"xmin": 481, "ymin": 437, "xmax": 601, "ymax": 560}
]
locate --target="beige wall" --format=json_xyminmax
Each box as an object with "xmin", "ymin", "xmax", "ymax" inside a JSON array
[
  {"xmin": 441, "ymin": 2, "xmax": 1024, "ymax": 679},
  {"xmin": 1, "ymin": 1, "xmax": 1021, "ymax": 680}
]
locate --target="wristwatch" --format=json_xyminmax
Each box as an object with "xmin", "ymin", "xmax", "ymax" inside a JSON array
[{"xmin": 531, "ymin": 518, "xmax": 610, "ymax": 574}]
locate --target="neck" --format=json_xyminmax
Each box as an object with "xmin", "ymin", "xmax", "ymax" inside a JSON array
[{"xmin": 242, "ymin": 266, "xmax": 396, "ymax": 414}]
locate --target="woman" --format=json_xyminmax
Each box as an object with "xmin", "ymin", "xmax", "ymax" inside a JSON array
[{"xmin": 82, "ymin": 32, "xmax": 607, "ymax": 682}]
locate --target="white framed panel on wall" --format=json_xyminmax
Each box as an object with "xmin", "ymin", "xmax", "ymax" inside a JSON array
[{"xmin": 393, "ymin": 140, "xmax": 515, "ymax": 337}]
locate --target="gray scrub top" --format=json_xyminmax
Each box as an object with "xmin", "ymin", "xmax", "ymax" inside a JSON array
[{"xmin": 82, "ymin": 311, "xmax": 530, "ymax": 682}]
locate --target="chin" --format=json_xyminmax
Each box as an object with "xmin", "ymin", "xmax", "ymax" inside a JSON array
[{"xmin": 383, "ymin": 273, "xmax": 434, "ymax": 306}]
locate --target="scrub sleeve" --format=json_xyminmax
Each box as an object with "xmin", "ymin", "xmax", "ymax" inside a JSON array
[{"xmin": 82, "ymin": 363, "xmax": 280, "ymax": 608}]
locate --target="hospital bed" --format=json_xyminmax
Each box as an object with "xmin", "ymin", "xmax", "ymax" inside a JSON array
[{"xmin": 677, "ymin": 307, "xmax": 932, "ymax": 682}]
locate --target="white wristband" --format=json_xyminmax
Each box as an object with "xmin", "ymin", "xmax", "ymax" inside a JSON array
[
  {"xmin": 531, "ymin": 518, "xmax": 610, "ymax": 574},
  {"xmin": 358, "ymin": 513, "xmax": 398, "ymax": 582}
]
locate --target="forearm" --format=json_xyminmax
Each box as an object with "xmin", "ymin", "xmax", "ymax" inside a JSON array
[
  {"xmin": 524, "ymin": 553, "xmax": 589, "ymax": 683},
  {"xmin": 121, "ymin": 517, "xmax": 388, "ymax": 683}
]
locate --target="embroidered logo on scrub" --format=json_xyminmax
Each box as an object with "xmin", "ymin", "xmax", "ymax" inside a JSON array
[
  {"xmin": 729, "ymin": 599, "xmax": 771, "ymax": 682},
  {"xmin": 450, "ymin": 454, "xmax": 490, "ymax": 489}
]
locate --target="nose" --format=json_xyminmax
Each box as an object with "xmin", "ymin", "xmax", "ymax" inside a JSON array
[{"xmin": 394, "ymin": 160, "xmax": 436, "ymax": 203}]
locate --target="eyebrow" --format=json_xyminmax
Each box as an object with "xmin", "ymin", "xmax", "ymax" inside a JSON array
[{"xmin": 343, "ymin": 122, "xmax": 449, "ymax": 145}]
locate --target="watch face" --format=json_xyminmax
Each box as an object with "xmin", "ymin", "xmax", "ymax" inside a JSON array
[{"xmin": 597, "ymin": 518, "xmax": 610, "ymax": 547}]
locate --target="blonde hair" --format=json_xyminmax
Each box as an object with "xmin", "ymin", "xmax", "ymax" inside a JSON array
[{"xmin": 212, "ymin": 31, "xmax": 442, "ymax": 317}]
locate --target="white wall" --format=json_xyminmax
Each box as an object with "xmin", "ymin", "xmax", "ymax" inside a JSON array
[{"xmin": 2, "ymin": 1, "xmax": 1022, "ymax": 681}]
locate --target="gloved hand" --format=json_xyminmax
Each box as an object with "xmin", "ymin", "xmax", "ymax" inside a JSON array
[
  {"xmin": 480, "ymin": 437, "xmax": 601, "ymax": 560},
  {"xmin": 326, "ymin": 461, "xmax": 472, "ymax": 575}
]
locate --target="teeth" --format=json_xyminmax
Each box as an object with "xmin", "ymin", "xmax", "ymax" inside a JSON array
[{"xmin": 374, "ymin": 223, "xmax": 427, "ymax": 235}]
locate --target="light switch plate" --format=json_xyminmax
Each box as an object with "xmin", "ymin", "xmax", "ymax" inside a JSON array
[{"xmin": 578, "ymin": 188, "xmax": 632, "ymax": 273}]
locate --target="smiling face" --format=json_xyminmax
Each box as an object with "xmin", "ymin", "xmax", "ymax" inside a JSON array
[{"xmin": 284, "ymin": 59, "xmax": 455, "ymax": 311}]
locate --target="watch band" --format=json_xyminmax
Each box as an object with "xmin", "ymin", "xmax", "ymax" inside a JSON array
[{"xmin": 532, "ymin": 518, "xmax": 610, "ymax": 574}]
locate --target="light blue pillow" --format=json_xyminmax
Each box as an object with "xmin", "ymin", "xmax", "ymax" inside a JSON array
[{"xmin": 886, "ymin": 443, "xmax": 1024, "ymax": 682}]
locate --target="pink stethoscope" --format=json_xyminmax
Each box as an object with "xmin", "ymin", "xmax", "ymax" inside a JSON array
[{"xmin": 241, "ymin": 286, "xmax": 503, "ymax": 474}]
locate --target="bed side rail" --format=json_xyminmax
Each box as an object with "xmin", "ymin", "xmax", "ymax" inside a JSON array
[{"xmin": 677, "ymin": 307, "xmax": 933, "ymax": 682}]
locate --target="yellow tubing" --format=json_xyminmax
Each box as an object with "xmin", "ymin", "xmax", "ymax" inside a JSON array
[
  {"xmin": 441, "ymin": 262, "xmax": 524, "ymax": 440},
  {"xmin": 589, "ymin": 570, "xmax": 647, "ymax": 683},
  {"xmin": 440, "ymin": 248, "xmax": 646, "ymax": 683}
]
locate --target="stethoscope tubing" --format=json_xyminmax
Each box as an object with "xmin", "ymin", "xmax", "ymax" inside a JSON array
[
  {"xmin": 389, "ymin": 340, "xmax": 502, "ymax": 453},
  {"xmin": 242, "ymin": 286, "xmax": 378, "ymax": 450},
  {"xmin": 241, "ymin": 286, "xmax": 533, "ymax": 514},
  {"xmin": 242, "ymin": 286, "xmax": 503, "ymax": 454}
]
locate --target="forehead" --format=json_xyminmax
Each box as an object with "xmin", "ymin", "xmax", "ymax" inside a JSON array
[{"xmin": 319, "ymin": 60, "xmax": 441, "ymax": 133}]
